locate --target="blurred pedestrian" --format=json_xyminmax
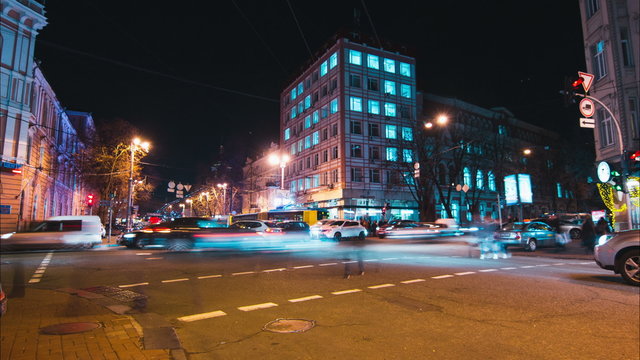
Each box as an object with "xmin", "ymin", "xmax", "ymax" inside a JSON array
[
  {"xmin": 595, "ymin": 217, "xmax": 611, "ymax": 237},
  {"xmin": 580, "ymin": 216, "xmax": 596, "ymax": 253},
  {"xmin": 370, "ymin": 220, "xmax": 378, "ymax": 235},
  {"xmin": 343, "ymin": 231, "xmax": 366, "ymax": 279}
]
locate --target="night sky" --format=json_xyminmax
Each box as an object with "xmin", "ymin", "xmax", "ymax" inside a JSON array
[{"xmin": 34, "ymin": 0, "xmax": 587, "ymax": 184}]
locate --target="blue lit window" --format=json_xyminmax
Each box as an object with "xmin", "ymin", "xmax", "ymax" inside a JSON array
[
  {"xmin": 330, "ymin": 98, "xmax": 339, "ymax": 114},
  {"xmin": 297, "ymin": 82, "xmax": 304, "ymax": 95},
  {"xmin": 488, "ymin": 171, "xmax": 496, "ymax": 191},
  {"xmin": 386, "ymin": 147, "xmax": 398, "ymax": 161},
  {"xmin": 401, "ymin": 127, "xmax": 412, "ymax": 141},
  {"xmin": 476, "ymin": 170, "xmax": 483, "ymax": 189},
  {"xmin": 297, "ymin": 102, "xmax": 304, "ymax": 114},
  {"xmin": 297, "ymin": 140, "xmax": 303, "ymax": 152},
  {"xmin": 399, "ymin": 62, "xmax": 411, "ymax": 76},
  {"xmin": 367, "ymin": 54, "xmax": 379, "ymax": 69},
  {"xmin": 556, "ymin": 183, "xmax": 563, "ymax": 198},
  {"xmin": 305, "ymin": 136, "xmax": 311, "ymax": 149},
  {"xmin": 291, "ymin": 144, "xmax": 296, "ymax": 155},
  {"xmin": 384, "ymin": 80, "xmax": 396, "ymax": 95},
  {"xmin": 385, "ymin": 125, "xmax": 397, "ymax": 139},
  {"xmin": 350, "ymin": 97, "xmax": 363, "ymax": 112},
  {"xmin": 305, "ymin": 177, "xmax": 311, "ymax": 189},
  {"xmin": 403, "ymin": 149, "xmax": 413, "ymax": 162},
  {"xmin": 304, "ymin": 95, "xmax": 311, "ymax": 109},
  {"xmin": 291, "ymin": 88, "xmax": 297, "ymax": 100},
  {"xmin": 313, "ymin": 174, "xmax": 320, "ymax": 187},
  {"xmin": 312, "ymin": 111, "xmax": 319, "ymax": 124},
  {"xmin": 384, "ymin": 103, "xmax": 396, "ymax": 117},
  {"xmin": 329, "ymin": 52, "xmax": 338, "ymax": 69},
  {"xmin": 400, "ymin": 84, "xmax": 411, "ymax": 98},
  {"xmin": 383, "ymin": 59, "xmax": 396, "ymax": 73},
  {"xmin": 298, "ymin": 178, "xmax": 303, "ymax": 190},
  {"xmin": 463, "ymin": 167, "xmax": 472, "ymax": 186},
  {"xmin": 304, "ymin": 116, "xmax": 311, "ymax": 129},
  {"xmin": 284, "ymin": 128, "xmax": 290, "ymax": 141},
  {"xmin": 291, "ymin": 181, "xmax": 296, "ymax": 192},
  {"xmin": 312, "ymin": 131, "xmax": 319, "ymax": 145},
  {"xmin": 291, "ymin": 107, "xmax": 297, "ymax": 119},
  {"xmin": 368, "ymin": 100, "xmax": 380, "ymax": 114},
  {"xmin": 349, "ymin": 50, "xmax": 362, "ymax": 65},
  {"xmin": 320, "ymin": 61, "xmax": 328, "ymax": 76},
  {"xmin": 404, "ymin": 172, "xmax": 415, "ymax": 185},
  {"xmin": 498, "ymin": 125, "xmax": 507, "ymax": 135}
]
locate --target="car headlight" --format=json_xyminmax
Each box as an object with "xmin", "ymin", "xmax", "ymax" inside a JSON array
[
  {"xmin": 1, "ymin": 232, "xmax": 14, "ymax": 239},
  {"xmin": 597, "ymin": 234, "xmax": 613, "ymax": 246},
  {"xmin": 123, "ymin": 233, "xmax": 137, "ymax": 239}
]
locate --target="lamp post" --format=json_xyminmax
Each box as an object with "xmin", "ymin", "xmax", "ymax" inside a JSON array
[
  {"xmin": 126, "ymin": 138, "xmax": 150, "ymax": 232},
  {"xmin": 217, "ymin": 183, "xmax": 228, "ymax": 214},
  {"xmin": 424, "ymin": 114, "xmax": 449, "ymax": 129},
  {"xmin": 186, "ymin": 199, "xmax": 193, "ymax": 217},
  {"xmin": 268, "ymin": 153, "xmax": 290, "ymax": 190}
]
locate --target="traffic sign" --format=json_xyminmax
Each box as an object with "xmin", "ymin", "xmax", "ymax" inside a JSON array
[
  {"xmin": 577, "ymin": 71, "xmax": 595, "ymax": 93},
  {"xmin": 579, "ymin": 118, "xmax": 595, "ymax": 128},
  {"xmin": 579, "ymin": 98, "xmax": 595, "ymax": 118}
]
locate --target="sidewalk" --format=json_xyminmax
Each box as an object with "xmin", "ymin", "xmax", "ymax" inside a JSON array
[{"xmin": 0, "ymin": 287, "xmax": 172, "ymax": 360}]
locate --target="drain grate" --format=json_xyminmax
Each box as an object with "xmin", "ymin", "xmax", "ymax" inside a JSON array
[
  {"xmin": 40, "ymin": 322, "xmax": 101, "ymax": 335},
  {"xmin": 263, "ymin": 318, "xmax": 315, "ymax": 333}
]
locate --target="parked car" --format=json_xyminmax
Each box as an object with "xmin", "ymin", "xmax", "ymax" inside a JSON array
[
  {"xmin": 376, "ymin": 219, "xmax": 417, "ymax": 238},
  {"xmin": 310, "ymin": 219, "xmax": 335, "ymax": 239},
  {"xmin": 1, "ymin": 215, "xmax": 103, "ymax": 250},
  {"xmin": 594, "ymin": 229, "xmax": 640, "ymax": 286},
  {"xmin": 319, "ymin": 220, "xmax": 367, "ymax": 241},
  {"xmin": 493, "ymin": 221, "xmax": 559, "ymax": 252},
  {"xmin": 532, "ymin": 217, "xmax": 584, "ymax": 239},
  {"xmin": 229, "ymin": 220, "xmax": 281, "ymax": 233},
  {"xmin": 274, "ymin": 221, "xmax": 310, "ymax": 238},
  {"xmin": 120, "ymin": 217, "xmax": 260, "ymax": 250}
]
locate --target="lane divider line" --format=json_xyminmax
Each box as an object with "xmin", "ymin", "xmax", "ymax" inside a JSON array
[
  {"xmin": 232, "ymin": 271, "xmax": 255, "ymax": 276},
  {"xmin": 520, "ymin": 265, "xmax": 535, "ymax": 268},
  {"xmin": 479, "ymin": 269, "xmax": 498, "ymax": 272},
  {"xmin": 319, "ymin": 263, "xmax": 338, "ymax": 266},
  {"xmin": 535, "ymin": 264, "xmax": 551, "ymax": 267},
  {"xmin": 454, "ymin": 272, "xmax": 476, "ymax": 276},
  {"xmin": 363, "ymin": 259, "xmax": 379, "ymax": 262},
  {"xmin": 500, "ymin": 267, "xmax": 517, "ymax": 270},
  {"xmin": 432, "ymin": 275, "xmax": 454, "ymax": 279},
  {"xmin": 146, "ymin": 257, "xmax": 163, "ymax": 260},
  {"xmin": 401, "ymin": 279, "xmax": 425, "ymax": 284},
  {"xmin": 197, "ymin": 274, "xmax": 222, "ymax": 279},
  {"xmin": 28, "ymin": 251, "xmax": 53, "ymax": 284},
  {"xmin": 382, "ymin": 258, "xmax": 399, "ymax": 261},
  {"xmin": 263, "ymin": 268, "xmax": 287, "ymax": 273},
  {"xmin": 178, "ymin": 310, "xmax": 227, "ymax": 322},
  {"xmin": 342, "ymin": 261, "xmax": 357, "ymax": 264},
  {"xmin": 161, "ymin": 278, "xmax": 189, "ymax": 283},
  {"xmin": 368, "ymin": 284, "xmax": 395, "ymax": 289},
  {"xmin": 238, "ymin": 302, "xmax": 278, "ymax": 312},
  {"xmin": 553, "ymin": 263, "xmax": 566, "ymax": 266},
  {"xmin": 136, "ymin": 253, "xmax": 152, "ymax": 256},
  {"xmin": 332, "ymin": 289, "xmax": 362, "ymax": 295},
  {"xmin": 293, "ymin": 265, "xmax": 314, "ymax": 269},
  {"xmin": 288, "ymin": 295, "xmax": 324, "ymax": 303},
  {"xmin": 119, "ymin": 282, "xmax": 149, "ymax": 288}
]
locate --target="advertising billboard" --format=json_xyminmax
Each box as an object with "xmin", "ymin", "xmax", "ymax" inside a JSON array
[
  {"xmin": 518, "ymin": 174, "xmax": 533, "ymax": 204},
  {"xmin": 504, "ymin": 175, "xmax": 518, "ymax": 205}
]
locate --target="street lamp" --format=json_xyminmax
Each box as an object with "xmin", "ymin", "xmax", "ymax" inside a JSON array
[
  {"xmin": 268, "ymin": 153, "xmax": 290, "ymax": 190},
  {"xmin": 425, "ymin": 114, "xmax": 449, "ymax": 129},
  {"xmin": 186, "ymin": 199, "xmax": 193, "ymax": 217},
  {"xmin": 126, "ymin": 137, "xmax": 150, "ymax": 231},
  {"xmin": 217, "ymin": 183, "xmax": 228, "ymax": 214}
]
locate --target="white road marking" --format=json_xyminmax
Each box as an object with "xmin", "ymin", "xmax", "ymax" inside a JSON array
[
  {"xmin": 363, "ymin": 259, "xmax": 379, "ymax": 262},
  {"xmin": 432, "ymin": 275, "xmax": 454, "ymax": 279},
  {"xmin": 136, "ymin": 253, "xmax": 152, "ymax": 256},
  {"xmin": 146, "ymin": 257, "xmax": 163, "ymax": 260},
  {"xmin": 520, "ymin": 265, "xmax": 535, "ymax": 268},
  {"xmin": 232, "ymin": 271, "xmax": 255, "ymax": 276},
  {"xmin": 368, "ymin": 284, "xmax": 395, "ymax": 289},
  {"xmin": 161, "ymin": 278, "xmax": 189, "ymax": 283},
  {"xmin": 28, "ymin": 252, "xmax": 53, "ymax": 284},
  {"xmin": 382, "ymin": 258, "xmax": 398, "ymax": 261},
  {"xmin": 454, "ymin": 272, "xmax": 476, "ymax": 276},
  {"xmin": 401, "ymin": 279, "xmax": 425, "ymax": 284},
  {"xmin": 536, "ymin": 264, "xmax": 551, "ymax": 267},
  {"xmin": 197, "ymin": 274, "xmax": 222, "ymax": 279},
  {"xmin": 332, "ymin": 289, "xmax": 362, "ymax": 295},
  {"xmin": 263, "ymin": 268, "xmax": 287, "ymax": 273},
  {"xmin": 579, "ymin": 262, "xmax": 592, "ymax": 265},
  {"xmin": 500, "ymin": 267, "xmax": 517, "ymax": 270},
  {"xmin": 178, "ymin": 310, "xmax": 227, "ymax": 322},
  {"xmin": 553, "ymin": 263, "xmax": 566, "ymax": 266},
  {"xmin": 293, "ymin": 265, "xmax": 314, "ymax": 269},
  {"xmin": 319, "ymin": 262, "xmax": 337, "ymax": 266},
  {"xmin": 288, "ymin": 295, "xmax": 324, "ymax": 303},
  {"xmin": 35, "ymin": 269, "xmax": 46, "ymax": 274},
  {"xmin": 238, "ymin": 302, "xmax": 278, "ymax": 312},
  {"xmin": 119, "ymin": 282, "xmax": 149, "ymax": 288},
  {"xmin": 342, "ymin": 260, "xmax": 357, "ymax": 264},
  {"xmin": 479, "ymin": 269, "xmax": 498, "ymax": 272}
]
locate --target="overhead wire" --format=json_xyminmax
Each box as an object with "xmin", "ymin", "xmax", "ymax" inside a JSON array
[
  {"xmin": 285, "ymin": 0, "xmax": 314, "ymax": 59},
  {"xmin": 360, "ymin": 0, "xmax": 382, "ymax": 48}
]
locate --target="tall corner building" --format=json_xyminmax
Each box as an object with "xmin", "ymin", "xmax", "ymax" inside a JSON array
[{"xmin": 279, "ymin": 36, "xmax": 418, "ymax": 220}]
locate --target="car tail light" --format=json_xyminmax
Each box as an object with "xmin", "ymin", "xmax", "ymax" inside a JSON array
[
  {"xmin": 154, "ymin": 227, "xmax": 171, "ymax": 233},
  {"xmin": 141, "ymin": 228, "xmax": 154, "ymax": 233},
  {"xmin": 515, "ymin": 232, "xmax": 521, "ymax": 240},
  {"xmin": 265, "ymin": 228, "xmax": 282, "ymax": 233}
]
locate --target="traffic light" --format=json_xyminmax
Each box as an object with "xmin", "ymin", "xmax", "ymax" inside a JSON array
[
  {"xmin": 609, "ymin": 171, "xmax": 625, "ymax": 192},
  {"xmin": 87, "ymin": 194, "xmax": 95, "ymax": 207},
  {"xmin": 562, "ymin": 76, "xmax": 583, "ymax": 107}
]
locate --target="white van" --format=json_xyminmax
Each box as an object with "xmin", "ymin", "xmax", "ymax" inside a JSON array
[{"xmin": 1, "ymin": 216, "xmax": 103, "ymax": 250}]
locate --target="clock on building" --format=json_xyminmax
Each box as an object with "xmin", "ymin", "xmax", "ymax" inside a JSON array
[{"xmin": 597, "ymin": 161, "xmax": 611, "ymax": 183}]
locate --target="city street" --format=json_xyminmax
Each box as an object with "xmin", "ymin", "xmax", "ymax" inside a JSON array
[{"xmin": 1, "ymin": 236, "xmax": 638, "ymax": 359}]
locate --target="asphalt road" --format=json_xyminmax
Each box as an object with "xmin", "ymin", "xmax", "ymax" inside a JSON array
[{"xmin": 1, "ymin": 236, "xmax": 638, "ymax": 359}]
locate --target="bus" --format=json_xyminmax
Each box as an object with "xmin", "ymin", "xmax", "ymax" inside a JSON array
[{"xmin": 231, "ymin": 208, "xmax": 329, "ymax": 226}]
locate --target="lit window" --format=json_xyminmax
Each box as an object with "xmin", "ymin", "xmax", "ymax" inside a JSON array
[
  {"xmin": 384, "ymin": 80, "xmax": 396, "ymax": 95},
  {"xmin": 291, "ymin": 144, "xmax": 296, "ymax": 155},
  {"xmin": 386, "ymin": 147, "xmax": 398, "ymax": 161},
  {"xmin": 400, "ymin": 84, "xmax": 411, "ymax": 98},
  {"xmin": 592, "ymin": 41, "xmax": 607, "ymax": 79},
  {"xmin": 298, "ymin": 140, "xmax": 303, "ymax": 152},
  {"xmin": 298, "ymin": 178, "xmax": 304, "ymax": 190},
  {"xmin": 297, "ymin": 82, "xmax": 304, "ymax": 95},
  {"xmin": 291, "ymin": 107, "xmax": 297, "ymax": 119},
  {"xmin": 403, "ymin": 172, "xmax": 415, "ymax": 186},
  {"xmin": 367, "ymin": 54, "xmax": 379, "ymax": 69},
  {"xmin": 476, "ymin": 170, "xmax": 483, "ymax": 189},
  {"xmin": 368, "ymin": 100, "xmax": 380, "ymax": 114},
  {"xmin": 304, "ymin": 95, "xmax": 311, "ymax": 109},
  {"xmin": 304, "ymin": 116, "xmax": 311, "ymax": 129},
  {"xmin": 329, "ymin": 52, "xmax": 338, "ymax": 69},
  {"xmin": 383, "ymin": 58, "xmax": 396, "ymax": 73},
  {"xmin": 291, "ymin": 88, "xmax": 297, "ymax": 100},
  {"xmin": 297, "ymin": 102, "xmax": 304, "ymax": 114},
  {"xmin": 349, "ymin": 50, "xmax": 362, "ymax": 65},
  {"xmin": 557, "ymin": 183, "xmax": 563, "ymax": 198},
  {"xmin": 330, "ymin": 98, "xmax": 339, "ymax": 114},
  {"xmin": 385, "ymin": 125, "xmax": 397, "ymax": 139},
  {"xmin": 384, "ymin": 103, "xmax": 396, "ymax": 117},
  {"xmin": 305, "ymin": 136, "xmax": 311, "ymax": 149},
  {"xmin": 284, "ymin": 128, "xmax": 290, "ymax": 141},
  {"xmin": 400, "ymin": 62, "xmax": 411, "ymax": 76},
  {"xmin": 463, "ymin": 167, "xmax": 472, "ymax": 186},
  {"xmin": 350, "ymin": 97, "xmax": 363, "ymax": 112},
  {"xmin": 403, "ymin": 149, "xmax": 413, "ymax": 162},
  {"xmin": 320, "ymin": 61, "xmax": 328, "ymax": 76},
  {"xmin": 401, "ymin": 127, "xmax": 413, "ymax": 141},
  {"xmin": 312, "ymin": 111, "xmax": 319, "ymax": 124},
  {"xmin": 312, "ymin": 131, "xmax": 319, "ymax": 145},
  {"xmin": 488, "ymin": 171, "xmax": 496, "ymax": 191}
]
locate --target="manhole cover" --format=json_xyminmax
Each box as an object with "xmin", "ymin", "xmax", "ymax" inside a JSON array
[
  {"xmin": 40, "ymin": 322, "xmax": 101, "ymax": 335},
  {"xmin": 263, "ymin": 319, "xmax": 315, "ymax": 333}
]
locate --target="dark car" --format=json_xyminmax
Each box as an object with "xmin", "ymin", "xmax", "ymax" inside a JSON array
[
  {"xmin": 274, "ymin": 221, "xmax": 311, "ymax": 240},
  {"xmin": 119, "ymin": 217, "xmax": 260, "ymax": 251},
  {"xmin": 493, "ymin": 221, "xmax": 559, "ymax": 252}
]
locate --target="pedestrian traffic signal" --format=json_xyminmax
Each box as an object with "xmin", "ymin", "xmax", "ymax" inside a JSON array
[
  {"xmin": 87, "ymin": 194, "xmax": 95, "ymax": 207},
  {"xmin": 610, "ymin": 171, "xmax": 625, "ymax": 192},
  {"xmin": 562, "ymin": 76, "xmax": 582, "ymax": 107}
]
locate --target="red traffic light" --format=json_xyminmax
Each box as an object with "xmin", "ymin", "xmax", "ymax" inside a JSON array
[
  {"xmin": 571, "ymin": 77, "xmax": 584, "ymax": 89},
  {"xmin": 87, "ymin": 194, "xmax": 95, "ymax": 206},
  {"xmin": 631, "ymin": 150, "xmax": 640, "ymax": 161}
]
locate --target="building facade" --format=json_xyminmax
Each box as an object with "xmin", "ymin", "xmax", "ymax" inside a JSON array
[
  {"xmin": 280, "ymin": 35, "xmax": 418, "ymax": 221},
  {"xmin": 241, "ymin": 143, "xmax": 292, "ymax": 213},
  {"xmin": 578, "ymin": 0, "xmax": 639, "ymax": 230}
]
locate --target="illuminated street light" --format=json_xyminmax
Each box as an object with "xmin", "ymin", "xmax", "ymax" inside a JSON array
[
  {"xmin": 269, "ymin": 153, "xmax": 290, "ymax": 190},
  {"xmin": 186, "ymin": 199, "xmax": 193, "ymax": 217},
  {"xmin": 217, "ymin": 183, "xmax": 228, "ymax": 214},
  {"xmin": 424, "ymin": 114, "xmax": 449, "ymax": 129},
  {"xmin": 126, "ymin": 137, "xmax": 150, "ymax": 232},
  {"xmin": 523, "ymin": 149, "xmax": 532, "ymax": 156}
]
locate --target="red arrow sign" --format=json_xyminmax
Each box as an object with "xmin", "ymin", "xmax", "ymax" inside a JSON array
[{"xmin": 578, "ymin": 71, "xmax": 595, "ymax": 93}]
